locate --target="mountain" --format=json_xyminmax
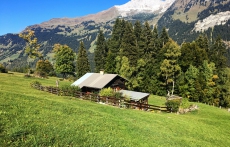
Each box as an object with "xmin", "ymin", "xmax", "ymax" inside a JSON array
[
  {"xmin": 0, "ymin": 0, "xmax": 230, "ymax": 70},
  {"xmin": 158, "ymin": 0, "xmax": 230, "ymax": 43}
]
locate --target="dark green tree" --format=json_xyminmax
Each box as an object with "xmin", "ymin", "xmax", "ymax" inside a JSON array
[
  {"xmin": 193, "ymin": 41, "xmax": 208, "ymax": 68},
  {"xmin": 194, "ymin": 35, "xmax": 209, "ymax": 67},
  {"xmin": 94, "ymin": 30, "xmax": 108, "ymax": 72},
  {"xmin": 197, "ymin": 60, "xmax": 216, "ymax": 104},
  {"xmin": 210, "ymin": 36, "xmax": 227, "ymax": 70},
  {"xmin": 179, "ymin": 42, "xmax": 195, "ymax": 72},
  {"xmin": 134, "ymin": 20, "xmax": 142, "ymax": 42},
  {"xmin": 76, "ymin": 41, "xmax": 90, "ymax": 78},
  {"xmin": 195, "ymin": 34, "xmax": 209, "ymax": 54},
  {"xmin": 180, "ymin": 65, "xmax": 199, "ymax": 100},
  {"xmin": 119, "ymin": 21, "xmax": 138, "ymax": 67},
  {"xmin": 53, "ymin": 44, "xmax": 75, "ymax": 79},
  {"xmin": 105, "ymin": 50, "xmax": 116, "ymax": 73},
  {"xmin": 106, "ymin": 18, "xmax": 124, "ymax": 73},
  {"xmin": 138, "ymin": 21, "xmax": 153, "ymax": 59},
  {"xmin": 108, "ymin": 18, "xmax": 124, "ymax": 55},
  {"xmin": 218, "ymin": 68, "xmax": 230, "ymax": 107},
  {"xmin": 160, "ymin": 27, "xmax": 169, "ymax": 48},
  {"xmin": 150, "ymin": 25, "xmax": 160, "ymax": 58}
]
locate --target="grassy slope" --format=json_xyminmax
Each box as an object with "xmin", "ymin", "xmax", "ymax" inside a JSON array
[{"xmin": 0, "ymin": 73, "xmax": 230, "ymax": 147}]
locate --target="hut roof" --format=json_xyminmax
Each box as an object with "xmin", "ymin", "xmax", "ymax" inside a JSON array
[
  {"xmin": 120, "ymin": 90, "xmax": 150, "ymax": 101},
  {"xmin": 71, "ymin": 73, "xmax": 125, "ymax": 89}
]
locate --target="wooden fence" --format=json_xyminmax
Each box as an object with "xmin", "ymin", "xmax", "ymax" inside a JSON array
[{"xmin": 31, "ymin": 84, "xmax": 169, "ymax": 112}]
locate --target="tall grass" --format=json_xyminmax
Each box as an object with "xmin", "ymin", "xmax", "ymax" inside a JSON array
[{"xmin": 0, "ymin": 73, "xmax": 230, "ymax": 146}]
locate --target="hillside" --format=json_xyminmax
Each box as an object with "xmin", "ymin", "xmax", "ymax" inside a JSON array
[
  {"xmin": 0, "ymin": 0, "xmax": 230, "ymax": 70},
  {"xmin": 158, "ymin": 0, "xmax": 230, "ymax": 43},
  {"xmin": 0, "ymin": 72, "xmax": 230, "ymax": 146}
]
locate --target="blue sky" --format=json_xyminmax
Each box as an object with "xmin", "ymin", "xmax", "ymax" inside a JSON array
[{"xmin": 0, "ymin": 0, "xmax": 129, "ymax": 36}]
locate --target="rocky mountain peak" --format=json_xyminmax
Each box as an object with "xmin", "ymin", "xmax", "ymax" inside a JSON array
[{"xmin": 115, "ymin": 0, "xmax": 175, "ymax": 17}]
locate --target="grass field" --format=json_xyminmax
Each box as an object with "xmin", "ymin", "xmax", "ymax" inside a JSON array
[{"xmin": 0, "ymin": 72, "xmax": 230, "ymax": 146}]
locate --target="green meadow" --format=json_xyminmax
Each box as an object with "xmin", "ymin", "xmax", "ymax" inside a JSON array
[{"xmin": 0, "ymin": 73, "xmax": 230, "ymax": 146}]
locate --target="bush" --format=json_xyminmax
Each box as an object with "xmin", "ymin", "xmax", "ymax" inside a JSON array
[
  {"xmin": 34, "ymin": 71, "xmax": 48, "ymax": 78},
  {"xmin": 114, "ymin": 92, "xmax": 122, "ymax": 99},
  {"xmin": 59, "ymin": 85, "xmax": 81, "ymax": 96},
  {"xmin": 165, "ymin": 99, "xmax": 181, "ymax": 112},
  {"xmin": 0, "ymin": 63, "xmax": 8, "ymax": 73},
  {"xmin": 67, "ymin": 75, "xmax": 77, "ymax": 82},
  {"xmin": 24, "ymin": 74, "xmax": 32, "ymax": 78},
  {"xmin": 99, "ymin": 87, "xmax": 114, "ymax": 97},
  {"xmin": 180, "ymin": 98, "xmax": 190, "ymax": 109},
  {"xmin": 31, "ymin": 81, "xmax": 41, "ymax": 86}
]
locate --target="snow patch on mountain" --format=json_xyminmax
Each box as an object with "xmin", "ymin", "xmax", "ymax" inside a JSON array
[
  {"xmin": 115, "ymin": 0, "xmax": 175, "ymax": 17},
  {"xmin": 194, "ymin": 11, "xmax": 230, "ymax": 32}
]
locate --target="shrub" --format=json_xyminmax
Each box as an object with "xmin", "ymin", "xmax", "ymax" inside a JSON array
[
  {"xmin": 31, "ymin": 81, "xmax": 41, "ymax": 87},
  {"xmin": 180, "ymin": 98, "xmax": 190, "ymax": 109},
  {"xmin": 0, "ymin": 63, "xmax": 7, "ymax": 73},
  {"xmin": 67, "ymin": 75, "xmax": 77, "ymax": 82},
  {"xmin": 99, "ymin": 87, "xmax": 114, "ymax": 97},
  {"xmin": 59, "ymin": 85, "xmax": 81, "ymax": 96},
  {"xmin": 165, "ymin": 99, "xmax": 181, "ymax": 112},
  {"xmin": 124, "ymin": 95, "xmax": 131, "ymax": 101},
  {"xmin": 34, "ymin": 71, "xmax": 48, "ymax": 78},
  {"xmin": 114, "ymin": 92, "xmax": 122, "ymax": 99}
]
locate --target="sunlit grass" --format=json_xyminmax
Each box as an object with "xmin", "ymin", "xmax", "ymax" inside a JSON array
[{"xmin": 0, "ymin": 72, "xmax": 230, "ymax": 146}]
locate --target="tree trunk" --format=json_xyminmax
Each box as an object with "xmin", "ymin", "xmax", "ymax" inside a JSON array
[{"xmin": 172, "ymin": 80, "xmax": 175, "ymax": 95}]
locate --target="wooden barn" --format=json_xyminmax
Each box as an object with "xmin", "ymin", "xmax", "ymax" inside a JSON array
[
  {"xmin": 71, "ymin": 71, "xmax": 127, "ymax": 93},
  {"xmin": 71, "ymin": 71, "xmax": 150, "ymax": 110}
]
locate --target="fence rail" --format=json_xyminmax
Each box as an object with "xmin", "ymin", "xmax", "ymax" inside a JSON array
[{"xmin": 31, "ymin": 84, "xmax": 169, "ymax": 112}]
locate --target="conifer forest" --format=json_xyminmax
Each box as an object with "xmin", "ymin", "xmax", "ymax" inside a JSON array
[{"xmin": 94, "ymin": 19, "xmax": 230, "ymax": 107}]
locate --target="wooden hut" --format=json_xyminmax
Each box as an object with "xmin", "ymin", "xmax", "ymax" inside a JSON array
[{"xmin": 71, "ymin": 72, "xmax": 127, "ymax": 93}]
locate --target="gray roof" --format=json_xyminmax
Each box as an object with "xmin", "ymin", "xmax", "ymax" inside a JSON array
[
  {"xmin": 71, "ymin": 73, "xmax": 120, "ymax": 89},
  {"xmin": 120, "ymin": 90, "xmax": 150, "ymax": 101}
]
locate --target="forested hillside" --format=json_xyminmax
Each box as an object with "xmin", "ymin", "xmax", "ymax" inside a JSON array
[{"xmin": 94, "ymin": 19, "xmax": 230, "ymax": 108}]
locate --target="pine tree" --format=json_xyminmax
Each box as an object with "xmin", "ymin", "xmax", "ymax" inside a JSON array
[
  {"xmin": 194, "ymin": 35, "xmax": 209, "ymax": 67},
  {"xmin": 105, "ymin": 50, "xmax": 116, "ymax": 74},
  {"xmin": 160, "ymin": 38, "xmax": 181, "ymax": 95},
  {"xmin": 119, "ymin": 21, "xmax": 138, "ymax": 67},
  {"xmin": 138, "ymin": 21, "xmax": 153, "ymax": 59},
  {"xmin": 108, "ymin": 18, "xmax": 124, "ymax": 55},
  {"xmin": 179, "ymin": 42, "xmax": 195, "ymax": 72},
  {"xmin": 106, "ymin": 18, "xmax": 124, "ymax": 73},
  {"xmin": 197, "ymin": 60, "xmax": 216, "ymax": 104},
  {"xmin": 119, "ymin": 56, "xmax": 136, "ymax": 90},
  {"xmin": 150, "ymin": 25, "xmax": 160, "ymax": 58},
  {"xmin": 94, "ymin": 30, "xmax": 108, "ymax": 72},
  {"xmin": 218, "ymin": 68, "xmax": 230, "ymax": 107},
  {"xmin": 210, "ymin": 36, "xmax": 227, "ymax": 70},
  {"xmin": 76, "ymin": 41, "xmax": 90, "ymax": 78},
  {"xmin": 193, "ymin": 41, "xmax": 208, "ymax": 68},
  {"xmin": 134, "ymin": 20, "xmax": 142, "ymax": 43},
  {"xmin": 160, "ymin": 27, "xmax": 169, "ymax": 48},
  {"xmin": 182, "ymin": 65, "xmax": 199, "ymax": 100},
  {"xmin": 196, "ymin": 34, "xmax": 209, "ymax": 54}
]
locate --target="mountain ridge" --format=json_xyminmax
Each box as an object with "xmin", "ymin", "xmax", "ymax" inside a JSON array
[{"xmin": 1, "ymin": 0, "xmax": 230, "ymax": 69}]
